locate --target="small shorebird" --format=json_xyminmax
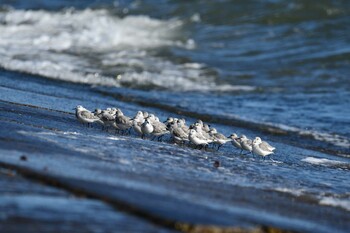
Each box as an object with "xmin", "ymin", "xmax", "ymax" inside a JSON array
[
  {"xmin": 141, "ymin": 118, "xmax": 154, "ymax": 139},
  {"xmin": 75, "ymin": 105, "xmax": 103, "ymax": 127},
  {"xmin": 115, "ymin": 109, "xmax": 133, "ymax": 133},
  {"xmin": 229, "ymin": 133, "xmax": 242, "ymax": 150},
  {"xmin": 168, "ymin": 121, "xmax": 189, "ymax": 144},
  {"xmin": 99, "ymin": 110, "xmax": 116, "ymax": 130},
  {"xmin": 252, "ymin": 137, "xmax": 275, "ymax": 157},
  {"xmin": 189, "ymin": 129, "xmax": 211, "ymax": 149},
  {"xmin": 177, "ymin": 119, "xmax": 190, "ymax": 134},
  {"xmin": 132, "ymin": 111, "xmax": 145, "ymax": 136},
  {"xmin": 209, "ymin": 128, "xmax": 231, "ymax": 150},
  {"xmin": 193, "ymin": 124, "xmax": 212, "ymax": 142},
  {"xmin": 151, "ymin": 120, "xmax": 169, "ymax": 141},
  {"xmin": 238, "ymin": 135, "xmax": 253, "ymax": 154}
]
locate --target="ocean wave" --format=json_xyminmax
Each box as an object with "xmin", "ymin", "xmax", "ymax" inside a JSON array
[
  {"xmin": 219, "ymin": 114, "xmax": 350, "ymax": 152},
  {"xmin": 301, "ymin": 157, "xmax": 350, "ymax": 169},
  {"xmin": 0, "ymin": 8, "xmax": 187, "ymax": 50},
  {"xmin": 273, "ymin": 187, "xmax": 304, "ymax": 196},
  {"xmin": 271, "ymin": 124, "xmax": 350, "ymax": 150},
  {"xmin": 273, "ymin": 187, "xmax": 350, "ymax": 212},
  {"xmin": 240, "ymin": 119, "xmax": 350, "ymax": 152},
  {"xmin": 0, "ymin": 8, "xmax": 249, "ymax": 92},
  {"xmin": 319, "ymin": 196, "xmax": 350, "ymax": 211}
]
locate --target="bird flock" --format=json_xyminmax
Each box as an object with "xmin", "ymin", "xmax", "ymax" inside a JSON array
[{"xmin": 75, "ymin": 105, "xmax": 276, "ymax": 157}]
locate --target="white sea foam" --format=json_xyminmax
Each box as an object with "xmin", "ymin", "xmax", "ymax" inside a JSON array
[
  {"xmin": 233, "ymin": 115, "xmax": 350, "ymax": 150},
  {"xmin": 272, "ymin": 123, "xmax": 350, "ymax": 150},
  {"xmin": 274, "ymin": 188, "xmax": 304, "ymax": 196},
  {"xmin": 302, "ymin": 157, "xmax": 350, "ymax": 169},
  {"xmin": 319, "ymin": 197, "xmax": 350, "ymax": 211},
  {"xmin": 0, "ymin": 8, "xmax": 251, "ymax": 92},
  {"xmin": 274, "ymin": 187, "xmax": 350, "ymax": 212}
]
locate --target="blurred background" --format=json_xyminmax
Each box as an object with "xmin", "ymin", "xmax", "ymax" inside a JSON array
[
  {"xmin": 1, "ymin": 1, "xmax": 350, "ymax": 232},
  {"xmin": 1, "ymin": 0, "xmax": 349, "ymax": 155}
]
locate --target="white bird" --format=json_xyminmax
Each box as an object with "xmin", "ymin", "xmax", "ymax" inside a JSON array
[
  {"xmin": 93, "ymin": 108, "xmax": 102, "ymax": 116},
  {"xmin": 256, "ymin": 137, "xmax": 275, "ymax": 151},
  {"xmin": 151, "ymin": 121, "xmax": 169, "ymax": 141},
  {"xmin": 209, "ymin": 128, "xmax": 231, "ymax": 150},
  {"xmin": 132, "ymin": 111, "xmax": 145, "ymax": 135},
  {"xmin": 238, "ymin": 135, "xmax": 253, "ymax": 154},
  {"xmin": 229, "ymin": 133, "xmax": 242, "ymax": 150},
  {"xmin": 99, "ymin": 110, "xmax": 116, "ymax": 129},
  {"xmin": 189, "ymin": 129, "xmax": 211, "ymax": 149},
  {"xmin": 177, "ymin": 119, "xmax": 190, "ymax": 134},
  {"xmin": 115, "ymin": 109, "xmax": 133, "ymax": 133},
  {"xmin": 141, "ymin": 118, "xmax": 154, "ymax": 139},
  {"xmin": 193, "ymin": 125, "xmax": 212, "ymax": 142},
  {"xmin": 202, "ymin": 123, "xmax": 211, "ymax": 133},
  {"xmin": 169, "ymin": 121, "xmax": 189, "ymax": 144},
  {"xmin": 163, "ymin": 117, "xmax": 174, "ymax": 129},
  {"xmin": 143, "ymin": 111, "xmax": 149, "ymax": 119},
  {"xmin": 252, "ymin": 137, "xmax": 275, "ymax": 157},
  {"xmin": 75, "ymin": 105, "xmax": 103, "ymax": 127}
]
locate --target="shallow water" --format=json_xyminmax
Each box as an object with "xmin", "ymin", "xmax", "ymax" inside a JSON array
[
  {"xmin": 0, "ymin": 0, "xmax": 350, "ymax": 232},
  {"xmin": 1, "ymin": 0, "xmax": 349, "ymax": 155}
]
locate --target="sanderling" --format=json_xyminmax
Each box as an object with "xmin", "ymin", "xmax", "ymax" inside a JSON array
[
  {"xmin": 143, "ymin": 111, "xmax": 149, "ymax": 119},
  {"xmin": 169, "ymin": 121, "xmax": 189, "ymax": 144},
  {"xmin": 93, "ymin": 108, "xmax": 102, "ymax": 116},
  {"xmin": 256, "ymin": 137, "xmax": 275, "ymax": 151},
  {"xmin": 194, "ymin": 120, "xmax": 210, "ymax": 133},
  {"xmin": 238, "ymin": 135, "xmax": 253, "ymax": 154},
  {"xmin": 163, "ymin": 117, "xmax": 174, "ymax": 128},
  {"xmin": 147, "ymin": 114, "xmax": 160, "ymax": 125},
  {"xmin": 132, "ymin": 111, "xmax": 145, "ymax": 135},
  {"xmin": 177, "ymin": 119, "xmax": 190, "ymax": 134},
  {"xmin": 203, "ymin": 123, "xmax": 211, "ymax": 133},
  {"xmin": 252, "ymin": 137, "xmax": 274, "ymax": 157},
  {"xmin": 92, "ymin": 108, "xmax": 104, "ymax": 128},
  {"xmin": 99, "ymin": 110, "xmax": 116, "ymax": 129},
  {"xmin": 150, "ymin": 119, "xmax": 169, "ymax": 141},
  {"xmin": 115, "ymin": 109, "xmax": 133, "ymax": 133},
  {"xmin": 75, "ymin": 105, "xmax": 103, "ymax": 127},
  {"xmin": 229, "ymin": 133, "xmax": 242, "ymax": 150},
  {"xmin": 74, "ymin": 105, "xmax": 276, "ymax": 157},
  {"xmin": 193, "ymin": 124, "xmax": 211, "ymax": 141},
  {"xmin": 141, "ymin": 118, "xmax": 154, "ymax": 139},
  {"xmin": 209, "ymin": 128, "xmax": 231, "ymax": 150},
  {"xmin": 189, "ymin": 129, "xmax": 211, "ymax": 149}
]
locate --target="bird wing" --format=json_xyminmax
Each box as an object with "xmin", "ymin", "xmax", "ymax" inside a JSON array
[
  {"xmin": 215, "ymin": 133, "xmax": 227, "ymax": 140},
  {"xmin": 173, "ymin": 127, "xmax": 187, "ymax": 138},
  {"xmin": 260, "ymin": 142, "xmax": 273, "ymax": 151},
  {"xmin": 102, "ymin": 113, "xmax": 115, "ymax": 121},
  {"xmin": 153, "ymin": 123, "xmax": 168, "ymax": 133},
  {"xmin": 80, "ymin": 111, "xmax": 98, "ymax": 119},
  {"xmin": 262, "ymin": 141, "xmax": 275, "ymax": 150}
]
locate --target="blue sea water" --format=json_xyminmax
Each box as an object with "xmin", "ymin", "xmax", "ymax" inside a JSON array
[
  {"xmin": 0, "ymin": 0, "xmax": 349, "ymax": 230},
  {"xmin": 1, "ymin": 0, "xmax": 349, "ymax": 154}
]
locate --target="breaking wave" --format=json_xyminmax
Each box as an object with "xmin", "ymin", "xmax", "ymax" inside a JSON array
[
  {"xmin": 0, "ymin": 8, "xmax": 252, "ymax": 92},
  {"xmin": 302, "ymin": 157, "xmax": 350, "ymax": 169}
]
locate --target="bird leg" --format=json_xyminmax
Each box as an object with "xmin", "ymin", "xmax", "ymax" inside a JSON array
[{"xmin": 217, "ymin": 144, "xmax": 222, "ymax": 151}]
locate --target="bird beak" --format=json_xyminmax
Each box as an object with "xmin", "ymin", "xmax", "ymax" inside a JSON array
[{"xmin": 163, "ymin": 120, "xmax": 167, "ymax": 123}]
